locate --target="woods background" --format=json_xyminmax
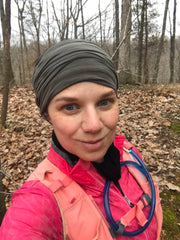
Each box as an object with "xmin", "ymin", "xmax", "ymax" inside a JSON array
[
  {"xmin": 0, "ymin": 0, "xmax": 180, "ymax": 239},
  {"xmin": 1, "ymin": 0, "xmax": 180, "ymax": 88}
]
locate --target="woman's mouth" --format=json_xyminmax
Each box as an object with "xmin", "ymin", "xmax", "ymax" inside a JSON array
[{"xmin": 80, "ymin": 138, "xmax": 104, "ymax": 150}]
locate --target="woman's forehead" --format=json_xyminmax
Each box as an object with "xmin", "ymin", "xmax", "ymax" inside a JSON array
[{"xmin": 52, "ymin": 82, "xmax": 116, "ymax": 101}]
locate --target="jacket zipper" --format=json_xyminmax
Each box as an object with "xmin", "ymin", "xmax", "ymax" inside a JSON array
[
  {"xmin": 87, "ymin": 170, "xmax": 134, "ymax": 208},
  {"xmin": 114, "ymin": 181, "xmax": 134, "ymax": 208}
]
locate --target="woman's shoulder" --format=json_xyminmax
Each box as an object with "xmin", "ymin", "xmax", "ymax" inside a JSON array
[
  {"xmin": 0, "ymin": 180, "xmax": 62, "ymax": 240},
  {"xmin": 12, "ymin": 179, "xmax": 59, "ymax": 207}
]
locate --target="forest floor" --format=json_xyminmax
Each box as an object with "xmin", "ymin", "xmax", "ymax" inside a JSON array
[{"xmin": 0, "ymin": 83, "xmax": 180, "ymax": 239}]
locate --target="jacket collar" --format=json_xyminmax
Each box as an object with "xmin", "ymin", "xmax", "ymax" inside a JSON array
[{"xmin": 47, "ymin": 132, "xmax": 125, "ymax": 186}]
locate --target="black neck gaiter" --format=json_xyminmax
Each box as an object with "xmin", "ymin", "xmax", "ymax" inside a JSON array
[
  {"xmin": 52, "ymin": 132, "xmax": 121, "ymax": 182},
  {"xmin": 92, "ymin": 143, "xmax": 121, "ymax": 182}
]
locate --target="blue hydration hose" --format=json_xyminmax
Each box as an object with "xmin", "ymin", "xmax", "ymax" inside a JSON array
[{"xmin": 104, "ymin": 148, "xmax": 156, "ymax": 237}]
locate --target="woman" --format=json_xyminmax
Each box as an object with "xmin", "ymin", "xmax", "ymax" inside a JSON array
[{"xmin": 0, "ymin": 39, "xmax": 162, "ymax": 239}]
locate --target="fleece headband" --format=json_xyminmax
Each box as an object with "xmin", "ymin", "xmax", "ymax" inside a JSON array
[{"xmin": 32, "ymin": 39, "xmax": 118, "ymax": 116}]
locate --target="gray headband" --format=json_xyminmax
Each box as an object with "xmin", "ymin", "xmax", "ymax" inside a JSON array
[{"xmin": 32, "ymin": 39, "xmax": 118, "ymax": 116}]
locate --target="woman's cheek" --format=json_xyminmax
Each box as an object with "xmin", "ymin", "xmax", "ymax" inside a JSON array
[
  {"xmin": 106, "ymin": 108, "xmax": 119, "ymax": 129},
  {"xmin": 55, "ymin": 117, "xmax": 78, "ymax": 135}
]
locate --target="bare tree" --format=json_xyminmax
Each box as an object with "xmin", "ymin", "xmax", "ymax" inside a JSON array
[
  {"xmin": 98, "ymin": 0, "xmax": 103, "ymax": 46},
  {"xmin": 137, "ymin": 0, "xmax": 145, "ymax": 83},
  {"xmin": 79, "ymin": 0, "xmax": 85, "ymax": 39},
  {"xmin": 45, "ymin": 0, "xmax": 51, "ymax": 47},
  {"xmin": 70, "ymin": 0, "xmax": 81, "ymax": 39},
  {"xmin": 51, "ymin": 0, "xmax": 71, "ymax": 41},
  {"xmin": 144, "ymin": 0, "xmax": 149, "ymax": 84},
  {"xmin": 0, "ymin": 41, "xmax": 3, "ymax": 85},
  {"xmin": 52, "ymin": 0, "xmax": 64, "ymax": 41},
  {"xmin": 81, "ymin": 1, "xmax": 107, "ymax": 42},
  {"xmin": 0, "ymin": 158, "xmax": 7, "ymax": 224},
  {"xmin": 0, "ymin": 0, "xmax": 12, "ymax": 224},
  {"xmin": 65, "ymin": 0, "xmax": 70, "ymax": 39},
  {"xmin": 118, "ymin": 0, "xmax": 132, "ymax": 83},
  {"xmin": 69, "ymin": 0, "xmax": 88, "ymax": 39},
  {"xmin": 112, "ymin": 0, "xmax": 120, "ymax": 71},
  {"xmin": 15, "ymin": 0, "xmax": 31, "ymax": 84},
  {"xmin": 51, "ymin": 0, "xmax": 62, "ymax": 41},
  {"xmin": 152, "ymin": 0, "xmax": 169, "ymax": 84},
  {"xmin": 26, "ymin": 0, "xmax": 43, "ymax": 58},
  {"xmin": 0, "ymin": 0, "xmax": 12, "ymax": 126},
  {"xmin": 51, "ymin": 0, "xmax": 98, "ymax": 41},
  {"xmin": 169, "ymin": 0, "xmax": 176, "ymax": 83}
]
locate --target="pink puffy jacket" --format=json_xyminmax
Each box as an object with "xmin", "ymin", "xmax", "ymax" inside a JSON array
[{"xmin": 0, "ymin": 135, "xmax": 158, "ymax": 239}]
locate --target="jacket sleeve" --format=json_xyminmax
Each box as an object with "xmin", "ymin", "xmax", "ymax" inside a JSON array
[{"xmin": 0, "ymin": 180, "xmax": 63, "ymax": 240}]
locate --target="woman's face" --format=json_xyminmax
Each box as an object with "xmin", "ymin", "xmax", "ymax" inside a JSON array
[{"xmin": 47, "ymin": 82, "xmax": 119, "ymax": 163}]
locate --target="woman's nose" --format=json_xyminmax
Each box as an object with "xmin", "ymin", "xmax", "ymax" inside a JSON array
[{"xmin": 81, "ymin": 107, "xmax": 103, "ymax": 133}]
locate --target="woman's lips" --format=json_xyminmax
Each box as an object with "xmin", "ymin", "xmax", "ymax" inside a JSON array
[{"xmin": 80, "ymin": 138, "xmax": 104, "ymax": 150}]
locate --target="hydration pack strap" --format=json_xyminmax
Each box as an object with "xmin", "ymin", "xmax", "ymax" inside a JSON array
[{"xmin": 121, "ymin": 193, "xmax": 150, "ymax": 228}]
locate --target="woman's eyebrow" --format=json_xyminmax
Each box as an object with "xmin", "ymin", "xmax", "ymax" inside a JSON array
[
  {"xmin": 99, "ymin": 90, "xmax": 116, "ymax": 98},
  {"xmin": 54, "ymin": 90, "xmax": 116, "ymax": 103},
  {"xmin": 54, "ymin": 97, "xmax": 78, "ymax": 103}
]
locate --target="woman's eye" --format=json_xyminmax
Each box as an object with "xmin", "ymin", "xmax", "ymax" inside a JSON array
[
  {"xmin": 98, "ymin": 99, "xmax": 110, "ymax": 106},
  {"xmin": 64, "ymin": 104, "xmax": 76, "ymax": 111}
]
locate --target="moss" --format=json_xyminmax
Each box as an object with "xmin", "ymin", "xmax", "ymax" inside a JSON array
[
  {"xmin": 160, "ymin": 190, "xmax": 180, "ymax": 240},
  {"xmin": 162, "ymin": 208, "xmax": 179, "ymax": 239},
  {"xmin": 170, "ymin": 122, "xmax": 180, "ymax": 133}
]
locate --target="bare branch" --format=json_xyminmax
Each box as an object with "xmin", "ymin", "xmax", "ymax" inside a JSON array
[{"xmin": 0, "ymin": 169, "xmax": 21, "ymax": 187}]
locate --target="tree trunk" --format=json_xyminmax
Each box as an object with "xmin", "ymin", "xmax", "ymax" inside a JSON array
[
  {"xmin": 0, "ymin": 0, "xmax": 12, "ymax": 126},
  {"xmin": 15, "ymin": 0, "xmax": 30, "ymax": 84},
  {"xmin": 0, "ymin": 159, "xmax": 7, "ymax": 224},
  {"xmin": 118, "ymin": 0, "xmax": 132, "ymax": 84},
  {"xmin": 144, "ymin": 0, "xmax": 149, "ymax": 84},
  {"xmin": 51, "ymin": 0, "xmax": 62, "ymax": 40},
  {"xmin": 152, "ymin": 0, "xmax": 169, "ymax": 84},
  {"xmin": 137, "ymin": 0, "xmax": 145, "ymax": 83},
  {"xmin": 112, "ymin": 0, "xmax": 120, "ymax": 71},
  {"xmin": 66, "ymin": 0, "xmax": 70, "ymax": 39},
  {"xmin": 80, "ymin": 0, "xmax": 85, "ymax": 39},
  {"xmin": 46, "ymin": 0, "xmax": 51, "ymax": 47},
  {"xmin": 0, "ymin": 0, "xmax": 11, "ymax": 224},
  {"xmin": 18, "ymin": 17, "xmax": 25, "ymax": 85},
  {"xmin": 29, "ymin": 0, "xmax": 42, "ymax": 58},
  {"xmin": 70, "ymin": 0, "xmax": 80, "ymax": 39},
  {"xmin": 21, "ymin": 14, "xmax": 31, "ymax": 81},
  {"xmin": 169, "ymin": 0, "xmax": 176, "ymax": 83},
  {"xmin": 98, "ymin": 0, "xmax": 103, "ymax": 47}
]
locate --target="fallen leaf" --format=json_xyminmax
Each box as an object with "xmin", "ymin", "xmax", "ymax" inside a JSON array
[{"xmin": 166, "ymin": 183, "xmax": 180, "ymax": 192}]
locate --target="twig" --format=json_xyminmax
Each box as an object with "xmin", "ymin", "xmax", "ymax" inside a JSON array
[
  {"xmin": 0, "ymin": 169, "xmax": 21, "ymax": 187},
  {"xmin": 0, "ymin": 191, "xmax": 13, "ymax": 195}
]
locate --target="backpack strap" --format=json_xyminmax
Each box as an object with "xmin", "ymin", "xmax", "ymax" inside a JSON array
[
  {"xmin": 28, "ymin": 158, "xmax": 115, "ymax": 240},
  {"xmin": 120, "ymin": 194, "xmax": 150, "ymax": 228},
  {"xmin": 121, "ymin": 140, "xmax": 162, "ymax": 240}
]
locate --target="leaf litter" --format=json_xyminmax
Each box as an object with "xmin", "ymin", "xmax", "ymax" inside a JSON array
[{"xmin": 0, "ymin": 84, "xmax": 180, "ymax": 238}]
